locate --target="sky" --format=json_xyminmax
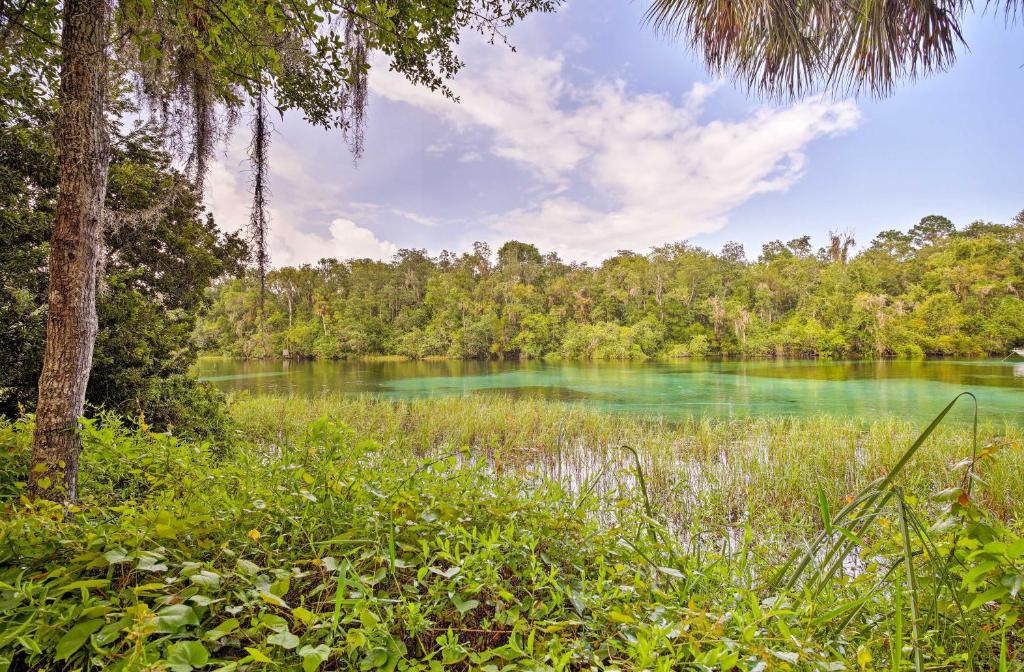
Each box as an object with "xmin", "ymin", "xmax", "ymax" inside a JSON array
[{"xmin": 206, "ymin": 0, "xmax": 1024, "ymax": 267}]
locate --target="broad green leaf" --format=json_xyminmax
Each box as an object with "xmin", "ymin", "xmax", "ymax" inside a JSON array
[
  {"xmin": 236, "ymin": 558, "xmax": 261, "ymax": 575},
  {"xmin": 359, "ymin": 647, "xmax": 389, "ymax": 670},
  {"xmin": 55, "ymin": 619, "xmax": 104, "ymax": 661},
  {"xmin": 267, "ymin": 631, "xmax": 300, "ymax": 649},
  {"xmin": 450, "ymin": 594, "xmax": 479, "ymax": 615},
  {"xmin": 300, "ymin": 644, "xmax": 331, "ymax": 672},
  {"xmin": 203, "ymin": 618, "xmax": 240, "ymax": 642},
  {"xmin": 166, "ymin": 640, "xmax": 210, "ymax": 672},
  {"xmin": 157, "ymin": 604, "xmax": 199, "ymax": 634}
]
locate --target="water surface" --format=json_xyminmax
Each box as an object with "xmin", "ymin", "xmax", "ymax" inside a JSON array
[{"xmin": 196, "ymin": 358, "xmax": 1024, "ymax": 424}]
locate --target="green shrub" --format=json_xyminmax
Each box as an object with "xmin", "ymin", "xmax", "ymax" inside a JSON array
[
  {"xmin": 687, "ymin": 333, "xmax": 710, "ymax": 357},
  {"xmin": 134, "ymin": 374, "xmax": 235, "ymax": 445}
]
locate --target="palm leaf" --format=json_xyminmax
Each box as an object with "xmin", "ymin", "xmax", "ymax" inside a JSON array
[{"xmin": 646, "ymin": 0, "xmax": 1022, "ymax": 99}]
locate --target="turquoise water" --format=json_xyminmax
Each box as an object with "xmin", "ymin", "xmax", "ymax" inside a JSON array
[{"xmin": 195, "ymin": 358, "xmax": 1024, "ymax": 424}]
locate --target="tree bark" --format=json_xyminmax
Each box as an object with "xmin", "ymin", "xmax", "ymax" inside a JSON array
[{"xmin": 29, "ymin": 0, "xmax": 110, "ymax": 503}]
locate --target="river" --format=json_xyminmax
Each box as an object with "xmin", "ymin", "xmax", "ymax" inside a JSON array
[{"xmin": 195, "ymin": 357, "xmax": 1024, "ymax": 424}]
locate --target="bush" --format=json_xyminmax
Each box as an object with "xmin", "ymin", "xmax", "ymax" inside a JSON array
[
  {"xmin": 134, "ymin": 374, "xmax": 235, "ymax": 446},
  {"xmin": 687, "ymin": 333, "xmax": 710, "ymax": 357},
  {"xmin": 0, "ymin": 413, "xmax": 208, "ymax": 505}
]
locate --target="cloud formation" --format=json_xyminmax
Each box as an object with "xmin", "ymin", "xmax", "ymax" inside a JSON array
[
  {"xmin": 206, "ymin": 37, "xmax": 860, "ymax": 266},
  {"xmin": 205, "ymin": 145, "xmax": 399, "ymax": 265},
  {"xmin": 372, "ymin": 48, "xmax": 860, "ymax": 262}
]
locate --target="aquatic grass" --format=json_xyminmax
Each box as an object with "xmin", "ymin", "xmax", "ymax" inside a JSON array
[{"xmin": 229, "ymin": 393, "xmax": 1024, "ymax": 535}]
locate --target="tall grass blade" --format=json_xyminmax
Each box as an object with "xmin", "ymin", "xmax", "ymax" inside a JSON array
[
  {"xmin": 897, "ymin": 492, "xmax": 923, "ymax": 672},
  {"xmin": 774, "ymin": 393, "xmax": 977, "ymax": 591}
]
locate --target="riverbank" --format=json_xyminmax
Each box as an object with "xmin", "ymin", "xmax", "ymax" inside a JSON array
[{"xmin": 1, "ymin": 396, "xmax": 1021, "ymax": 669}]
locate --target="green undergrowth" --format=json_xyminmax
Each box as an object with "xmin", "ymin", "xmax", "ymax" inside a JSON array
[{"xmin": 0, "ymin": 396, "xmax": 1022, "ymax": 670}]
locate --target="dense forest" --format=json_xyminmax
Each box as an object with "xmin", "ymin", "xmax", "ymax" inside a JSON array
[{"xmin": 197, "ymin": 213, "xmax": 1024, "ymax": 361}]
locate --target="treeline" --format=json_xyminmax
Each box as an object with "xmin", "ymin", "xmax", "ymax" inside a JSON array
[{"xmin": 196, "ymin": 214, "xmax": 1024, "ymax": 360}]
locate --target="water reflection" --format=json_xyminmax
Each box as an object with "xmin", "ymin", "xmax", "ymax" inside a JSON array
[{"xmin": 195, "ymin": 357, "xmax": 1024, "ymax": 424}]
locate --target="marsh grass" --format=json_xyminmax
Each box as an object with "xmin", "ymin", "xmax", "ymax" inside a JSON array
[{"xmin": 230, "ymin": 393, "xmax": 1024, "ymax": 536}]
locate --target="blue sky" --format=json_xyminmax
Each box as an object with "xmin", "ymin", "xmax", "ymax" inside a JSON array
[{"xmin": 206, "ymin": 0, "xmax": 1024, "ymax": 266}]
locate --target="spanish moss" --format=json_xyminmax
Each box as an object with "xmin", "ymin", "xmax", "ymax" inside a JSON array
[
  {"xmin": 248, "ymin": 85, "xmax": 271, "ymax": 311},
  {"xmin": 342, "ymin": 12, "xmax": 369, "ymax": 159}
]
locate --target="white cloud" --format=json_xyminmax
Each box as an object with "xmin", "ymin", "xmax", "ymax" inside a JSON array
[
  {"xmin": 205, "ymin": 136, "xmax": 399, "ymax": 266},
  {"xmin": 391, "ymin": 209, "xmax": 440, "ymax": 227},
  {"xmin": 326, "ymin": 218, "xmax": 400, "ymax": 259},
  {"xmin": 205, "ymin": 37, "xmax": 861, "ymax": 266},
  {"xmin": 425, "ymin": 141, "xmax": 451, "ymax": 155},
  {"xmin": 372, "ymin": 47, "xmax": 861, "ymax": 262},
  {"xmin": 262, "ymin": 217, "xmax": 398, "ymax": 265}
]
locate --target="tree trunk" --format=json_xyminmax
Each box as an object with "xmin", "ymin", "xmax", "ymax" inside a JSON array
[{"xmin": 29, "ymin": 0, "xmax": 110, "ymax": 503}]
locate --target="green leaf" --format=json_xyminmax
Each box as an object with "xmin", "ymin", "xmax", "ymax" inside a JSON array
[
  {"xmin": 156, "ymin": 604, "xmax": 199, "ymax": 634},
  {"xmin": 236, "ymin": 558, "xmax": 261, "ymax": 575},
  {"xmin": 270, "ymin": 576, "xmax": 290, "ymax": 597},
  {"xmin": 968, "ymin": 586, "xmax": 1009, "ymax": 611},
  {"xmin": 166, "ymin": 640, "xmax": 210, "ymax": 671},
  {"xmin": 359, "ymin": 647, "xmax": 389, "ymax": 670},
  {"xmin": 450, "ymin": 594, "xmax": 479, "ymax": 615},
  {"xmin": 55, "ymin": 619, "xmax": 104, "ymax": 661},
  {"xmin": 300, "ymin": 644, "xmax": 331, "ymax": 672},
  {"xmin": 103, "ymin": 548, "xmax": 130, "ymax": 564},
  {"xmin": 52, "ymin": 579, "xmax": 109, "ymax": 597},
  {"xmin": 190, "ymin": 570, "xmax": 221, "ymax": 590},
  {"xmin": 245, "ymin": 647, "xmax": 273, "ymax": 663},
  {"xmin": 203, "ymin": 618, "xmax": 240, "ymax": 641},
  {"xmin": 259, "ymin": 591, "xmax": 288, "ymax": 608},
  {"xmin": 267, "ymin": 631, "xmax": 300, "ymax": 649},
  {"xmin": 657, "ymin": 565, "xmax": 684, "ymax": 579}
]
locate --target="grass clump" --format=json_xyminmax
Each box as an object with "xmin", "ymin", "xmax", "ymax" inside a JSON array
[{"xmin": 0, "ymin": 396, "xmax": 1022, "ymax": 670}]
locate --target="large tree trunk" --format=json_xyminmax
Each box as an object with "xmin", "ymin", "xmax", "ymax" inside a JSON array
[{"xmin": 29, "ymin": 0, "xmax": 110, "ymax": 503}]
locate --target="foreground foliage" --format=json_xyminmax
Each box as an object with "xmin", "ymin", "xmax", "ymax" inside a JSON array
[{"xmin": 1, "ymin": 397, "xmax": 1022, "ymax": 670}]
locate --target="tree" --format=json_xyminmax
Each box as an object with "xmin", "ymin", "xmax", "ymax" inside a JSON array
[
  {"xmin": 827, "ymin": 230, "xmax": 856, "ymax": 265},
  {"xmin": 910, "ymin": 215, "xmax": 955, "ymax": 248},
  {"xmin": 2, "ymin": 0, "xmax": 558, "ymax": 502},
  {"xmin": 646, "ymin": 0, "xmax": 1022, "ymax": 98},
  {"xmin": 198, "ymin": 208, "xmax": 1024, "ymax": 363},
  {"xmin": 0, "ymin": 116, "xmax": 246, "ymax": 420}
]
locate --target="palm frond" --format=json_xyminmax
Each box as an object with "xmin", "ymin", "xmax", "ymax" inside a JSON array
[{"xmin": 647, "ymin": 0, "xmax": 1021, "ymax": 99}]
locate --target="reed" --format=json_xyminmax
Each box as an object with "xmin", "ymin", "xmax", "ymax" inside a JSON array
[{"xmin": 229, "ymin": 393, "xmax": 1024, "ymax": 534}]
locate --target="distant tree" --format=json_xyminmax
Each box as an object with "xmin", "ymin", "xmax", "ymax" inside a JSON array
[
  {"xmin": 828, "ymin": 230, "xmax": 856, "ymax": 265},
  {"xmin": 497, "ymin": 241, "xmax": 544, "ymax": 267},
  {"xmin": 910, "ymin": 215, "xmax": 956, "ymax": 248},
  {"xmin": 869, "ymin": 230, "xmax": 914, "ymax": 258},
  {"xmin": 759, "ymin": 240, "xmax": 791, "ymax": 263},
  {"xmin": 786, "ymin": 236, "xmax": 813, "ymax": 258},
  {"xmin": 720, "ymin": 241, "xmax": 746, "ymax": 263},
  {"xmin": 199, "ymin": 208, "xmax": 1024, "ymax": 364}
]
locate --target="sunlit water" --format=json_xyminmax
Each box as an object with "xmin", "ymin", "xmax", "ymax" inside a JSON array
[{"xmin": 195, "ymin": 358, "xmax": 1024, "ymax": 424}]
